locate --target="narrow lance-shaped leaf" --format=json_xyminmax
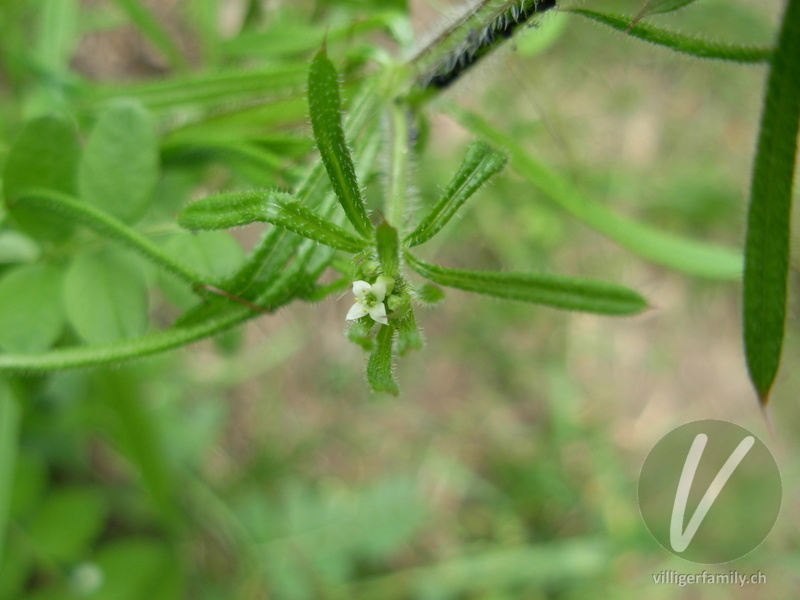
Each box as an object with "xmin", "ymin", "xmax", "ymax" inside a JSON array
[
  {"xmin": 406, "ymin": 141, "xmax": 508, "ymax": 247},
  {"xmin": 376, "ymin": 221, "xmax": 400, "ymax": 277},
  {"xmin": 396, "ymin": 309, "xmax": 423, "ymax": 357},
  {"xmin": 405, "ymin": 252, "xmax": 647, "ymax": 316},
  {"xmin": 448, "ymin": 103, "xmax": 743, "ymax": 280},
  {"xmin": 307, "ymin": 48, "xmax": 372, "ymax": 237},
  {"xmin": 567, "ymin": 9, "xmax": 772, "ymax": 64},
  {"xmin": 743, "ymin": 0, "xmax": 800, "ymax": 404},
  {"xmin": 367, "ymin": 324, "xmax": 398, "ymax": 395},
  {"xmin": 179, "ymin": 190, "xmax": 369, "ymax": 253}
]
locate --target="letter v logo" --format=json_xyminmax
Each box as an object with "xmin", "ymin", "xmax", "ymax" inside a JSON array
[{"xmin": 669, "ymin": 433, "xmax": 755, "ymax": 552}]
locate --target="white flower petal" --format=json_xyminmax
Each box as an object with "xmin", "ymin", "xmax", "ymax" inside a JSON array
[
  {"xmin": 371, "ymin": 278, "xmax": 387, "ymax": 302},
  {"xmin": 346, "ymin": 302, "xmax": 368, "ymax": 321},
  {"xmin": 369, "ymin": 302, "xmax": 388, "ymax": 325},
  {"xmin": 352, "ymin": 280, "xmax": 372, "ymax": 300}
]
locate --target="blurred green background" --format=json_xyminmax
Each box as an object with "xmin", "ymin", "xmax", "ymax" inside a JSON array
[{"xmin": 1, "ymin": 0, "xmax": 799, "ymax": 598}]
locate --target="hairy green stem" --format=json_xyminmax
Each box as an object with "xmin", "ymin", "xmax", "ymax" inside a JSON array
[{"xmin": 18, "ymin": 190, "xmax": 207, "ymax": 285}]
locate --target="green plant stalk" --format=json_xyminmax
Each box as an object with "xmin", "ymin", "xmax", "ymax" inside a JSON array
[
  {"xmin": 386, "ymin": 101, "xmax": 410, "ymax": 231},
  {"xmin": 567, "ymin": 9, "xmax": 773, "ymax": 64},
  {"xmin": 17, "ymin": 190, "xmax": 207, "ymax": 286},
  {"xmin": 743, "ymin": 0, "xmax": 800, "ymax": 403}
]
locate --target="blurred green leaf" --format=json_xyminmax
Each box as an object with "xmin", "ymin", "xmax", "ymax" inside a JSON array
[
  {"xmin": 89, "ymin": 538, "xmax": 183, "ymax": 600},
  {"xmin": 158, "ymin": 231, "xmax": 244, "ymax": 309},
  {"xmin": 27, "ymin": 486, "xmax": 108, "ymax": 562},
  {"xmin": 0, "ymin": 263, "xmax": 65, "ymax": 352},
  {"xmin": 0, "ymin": 230, "xmax": 39, "ymax": 264},
  {"xmin": 34, "ymin": 0, "xmax": 79, "ymax": 76},
  {"xmin": 2, "ymin": 116, "xmax": 80, "ymax": 242},
  {"xmin": 347, "ymin": 317, "xmax": 375, "ymax": 350},
  {"xmin": 448, "ymin": 103, "xmax": 743, "ymax": 279},
  {"xmin": 0, "ymin": 377, "xmax": 19, "ymax": 569},
  {"xmin": 413, "ymin": 282, "xmax": 445, "ymax": 305},
  {"xmin": 743, "ymin": 0, "xmax": 800, "ymax": 403},
  {"xmin": 63, "ymin": 249, "xmax": 149, "ymax": 344},
  {"xmin": 405, "ymin": 253, "xmax": 647, "ymax": 316},
  {"xmin": 568, "ymin": 9, "xmax": 772, "ymax": 63},
  {"xmin": 406, "ymin": 141, "xmax": 507, "ymax": 248},
  {"xmin": 79, "ymin": 100, "xmax": 159, "ymax": 224},
  {"xmin": 308, "ymin": 48, "xmax": 372, "ymax": 237},
  {"xmin": 367, "ymin": 324, "xmax": 398, "ymax": 395}
]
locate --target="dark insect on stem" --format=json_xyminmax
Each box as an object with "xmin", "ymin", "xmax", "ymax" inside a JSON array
[{"xmin": 416, "ymin": 0, "xmax": 557, "ymax": 93}]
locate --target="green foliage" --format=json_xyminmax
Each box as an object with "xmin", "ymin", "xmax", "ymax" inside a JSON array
[
  {"xmin": 405, "ymin": 253, "xmax": 647, "ymax": 316},
  {"xmin": 569, "ymin": 8, "xmax": 773, "ymax": 63},
  {"xmin": 0, "ymin": 264, "xmax": 65, "ymax": 352},
  {"xmin": 406, "ymin": 141, "xmax": 508, "ymax": 247},
  {"xmin": 367, "ymin": 323, "xmax": 398, "ymax": 395},
  {"xmin": 743, "ymin": 0, "xmax": 800, "ymax": 403},
  {"xmin": 79, "ymin": 100, "xmax": 159, "ymax": 224},
  {"xmin": 307, "ymin": 48, "xmax": 372, "ymax": 237},
  {"xmin": 2, "ymin": 116, "xmax": 81, "ymax": 241},
  {"xmin": 0, "ymin": 0, "xmax": 798, "ymax": 596},
  {"xmin": 63, "ymin": 250, "xmax": 149, "ymax": 344}
]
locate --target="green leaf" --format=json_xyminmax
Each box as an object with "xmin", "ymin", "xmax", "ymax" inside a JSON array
[
  {"xmin": 308, "ymin": 48, "xmax": 372, "ymax": 236},
  {"xmin": 0, "ymin": 264, "xmax": 65, "ymax": 352},
  {"xmin": 0, "ymin": 231, "xmax": 39, "ymax": 264},
  {"xmin": 743, "ymin": 0, "xmax": 800, "ymax": 404},
  {"xmin": 367, "ymin": 324, "xmax": 398, "ymax": 395},
  {"xmin": 35, "ymin": 0, "xmax": 79, "ymax": 76},
  {"xmin": 63, "ymin": 249, "xmax": 149, "ymax": 344},
  {"xmin": 405, "ymin": 253, "xmax": 647, "ymax": 315},
  {"xmin": 567, "ymin": 9, "xmax": 772, "ymax": 64},
  {"xmin": 0, "ymin": 377, "xmax": 20, "ymax": 569},
  {"xmin": 376, "ymin": 221, "xmax": 400, "ymax": 277},
  {"xmin": 396, "ymin": 309, "xmax": 423, "ymax": 356},
  {"xmin": 79, "ymin": 100, "xmax": 159, "ymax": 224},
  {"xmin": 347, "ymin": 318, "xmax": 375, "ymax": 351},
  {"xmin": 158, "ymin": 231, "xmax": 244, "ymax": 309},
  {"xmin": 448, "ymin": 104, "xmax": 743, "ymax": 280},
  {"xmin": 91, "ymin": 538, "xmax": 183, "ymax": 600},
  {"xmin": 413, "ymin": 282, "xmax": 445, "ymax": 305},
  {"xmin": 406, "ymin": 141, "xmax": 507, "ymax": 247},
  {"xmin": 180, "ymin": 190, "xmax": 369, "ymax": 252},
  {"xmin": 27, "ymin": 486, "xmax": 108, "ymax": 562},
  {"xmin": 2, "ymin": 116, "xmax": 80, "ymax": 241}
]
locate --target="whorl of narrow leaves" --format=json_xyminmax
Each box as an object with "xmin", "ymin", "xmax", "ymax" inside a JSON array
[
  {"xmin": 743, "ymin": 0, "xmax": 800, "ymax": 404},
  {"xmin": 178, "ymin": 190, "xmax": 368, "ymax": 253},
  {"xmin": 308, "ymin": 48, "xmax": 372, "ymax": 237},
  {"xmin": 405, "ymin": 253, "xmax": 647, "ymax": 316},
  {"xmin": 406, "ymin": 141, "xmax": 508, "ymax": 247},
  {"xmin": 367, "ymin": 324, "xmax": 398, "ymax": 395}
]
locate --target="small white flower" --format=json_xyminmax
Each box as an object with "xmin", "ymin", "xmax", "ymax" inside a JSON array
[{"xmin": 345, "ymin": 277, "xmax": 392, "ymax": 325}]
